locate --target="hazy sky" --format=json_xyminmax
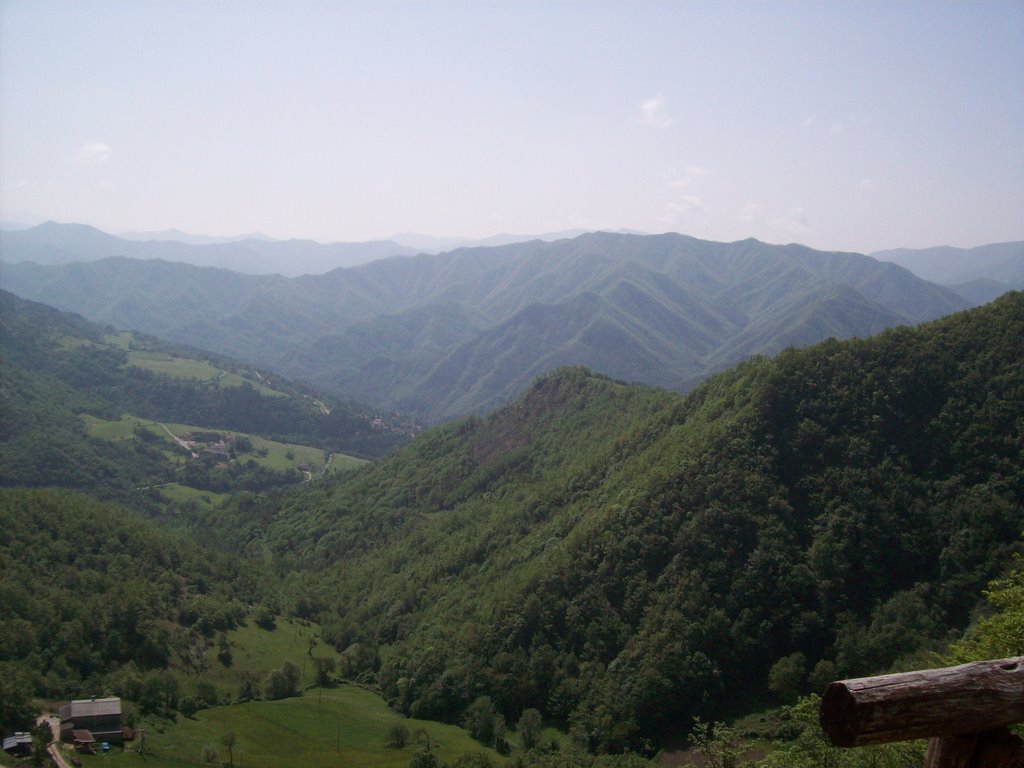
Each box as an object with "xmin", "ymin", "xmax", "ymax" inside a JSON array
[{"xmin": 2, "ymin": 1, "xmax": 1022, "ymax": 252}]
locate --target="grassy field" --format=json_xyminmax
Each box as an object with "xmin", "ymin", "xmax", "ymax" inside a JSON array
[
  {"xmin": 82, "ymin": 415, "xmax": 367, "ymax": 477},
  {"xmin": 73, "ymin": 686, "xmax": 500, "ymax": 768},
  {"xmin": 156, "ymin": 483, "xmax": 231, "ymax": 510},
  {"xmin": 104, "ymin": 331, "xmax": 134, "ymax": 349},
  {"xmin": 126, "ymin": 349, "xmax": 286, "ymax": 397},
  {"xmin": 195, "ymin": 618, "xmax": 341, "ymax": 699},
  {"xmin": 58, "ymin": 619, "xmax": 500, "ymax": 768}
]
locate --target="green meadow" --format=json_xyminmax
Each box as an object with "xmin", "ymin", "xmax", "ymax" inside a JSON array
[
  {"xmin": 61, "ymin": 619, "xmax": 500, "ymax": 768},
  {"xmin": 75, "ymin": 687, "xmax": 498, "ymax": 768},
  {"xmin": 126, "ymin": 349, "xmax": 287, "ymax": 397},
  {"xmin": 82, "ymin": 414, "xmax": 366, "ymax": 476}
]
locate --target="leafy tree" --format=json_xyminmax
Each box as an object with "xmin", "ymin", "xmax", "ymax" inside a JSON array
[
  {"xmin": 265, "ymin": 670, "xmax": 289, "ymax": 700},
  {"xmin": 464, "ymin": 695, "xmax": 499, "ymax": 746},
  {"xmin": 517, "ymin": 707, "xmax": 543, "ymax": 750},
  {"xmin": 221, "ymin": 730, "xmax": 237, "ymax": 767},
  {"xmin": 768, "ymin": 652, "xmax": 807, "ymax": 703},
  {"xmin": 217, "ymin": 632, "xmax": 233, "ymax": 667},
  {"xmin": 196, "ymin": 679, "xmax": 219, "ymax": 707},
  {"xmin": 238, "ymin": 671, "xmax": 261, "ymax": 702},
  {"xmin": 387, "ymin": 722, "xmax": 410, "ymax": 748},
  {"xmin": 313, "ymin": 656, "xmax": 337, "ymax": 687},
  {"xmin": 408, "ymin": 752, "xmax": 440, "ymax": 768},
  {"xmin": 948, "ymin": 552, "xmax": 1024, "ymax": 661},
  {"xmin": 689, "ymin": 718, "xmax": 748, "ymax": 768},
  {"xmin": 282, "ymin": 659, "xmax": 301, "ymax": 694}
]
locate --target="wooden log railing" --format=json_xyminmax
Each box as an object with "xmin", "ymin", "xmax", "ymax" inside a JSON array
[{"xmin": 819, "ymin": 657, "xmax": 1024, "ymax": 767}]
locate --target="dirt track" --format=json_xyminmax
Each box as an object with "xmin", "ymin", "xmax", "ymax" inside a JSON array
[{"xmin": 37, "ymin": 714, "xmax": 74, "ymax": 768}]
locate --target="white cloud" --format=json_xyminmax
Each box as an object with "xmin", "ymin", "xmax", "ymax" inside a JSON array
[
  {"xmin": 855, "ymin": 178, "xmax": 876, "ymax": 208},
  {"xmin": 668, "ymin": 194, "xmax": 704, "ymax": 213},
  {"xmin": 74, "ymin": 140, "xmax": 112, "ymax": 167},
  {"xmin": 740, "ymin": 202, "xmax": 764, "ymax": 222},
  {"xmin": 669, "ymin": 165, "xmax": 710, "ymax": 189},
  {"xmin": 738, "ymin": 203, "xmax": 808, "ymax": 239},
  {"xmin": 638, "ymin": 93, "xmax": 672, "ymax": 128},
  {"xmin": 661, "ymin": 194, "xmax": 707, "ymax": 228},
  {"xmin": 770, "ymin": 207, "xmax": 809, "ymax": 236}
]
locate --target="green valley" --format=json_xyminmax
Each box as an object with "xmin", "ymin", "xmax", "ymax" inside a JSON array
[{"xmin": 1, "ymin": 289, "xmax": 1022, "ymax": 766}]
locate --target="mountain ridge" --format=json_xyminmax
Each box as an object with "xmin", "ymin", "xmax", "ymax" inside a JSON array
[
  {"xmin": 0, "ymin": 220, "xmax": 418, "ymax": 276},
  {"xmin": 2, "ymin": 231, "xmax": 975, "ymax": 421}
]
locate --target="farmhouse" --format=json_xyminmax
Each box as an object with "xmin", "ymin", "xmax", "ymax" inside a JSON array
[{"xmin": 59, "ymin": 697, "xmax": 123, "ymax": 745}]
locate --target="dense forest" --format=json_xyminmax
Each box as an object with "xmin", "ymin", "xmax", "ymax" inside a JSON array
[
  {"xmin": 201, "ymin": 291, "xmax": 1024, "ymax": 751},
  {"xmin": 0, "ymin": 487, "xmax": 276, "ymax": 733}
]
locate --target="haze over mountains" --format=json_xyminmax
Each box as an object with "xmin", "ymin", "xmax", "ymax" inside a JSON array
[
  {"xmin": 4, "ymin": 225, "xmax": 1013, "ymax": 423},
  {"xmin": 0, "ymin": 220, "xmax": 648, "ymax": 275},
  {"xmin": 872, "ymin": 241, "xmax": 1024, "ymax": 306}
]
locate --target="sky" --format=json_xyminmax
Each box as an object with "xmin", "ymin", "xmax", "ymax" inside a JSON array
[{"xmin": 1, "ymin": 0, "xmax": 1022, "ymax": 253}]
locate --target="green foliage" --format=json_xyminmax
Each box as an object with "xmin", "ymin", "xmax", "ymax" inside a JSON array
[
  {"xmin": 0, "ymin": 290, "xmax": 406, "ymax": 477},
  {"xmin": 464, "ymin": 696, "xmax": 501, "ymax": 746},
  {"xmin": 690, "ymin": 717, "xmax": 749, "ymax": 768},
  {"xmin": 408, "ymin": 752, "xmax": 441, "ymax": 768},
  {"xmin": 767, "ymin": 653, "xmax": 806, "ymax": 703},
  {"xmin": 387, "ymin": 722, "xmax": 410, "ymax": 748},
  {"xmin": 755, "ymin": 696, "xmax": 925, "ymax": 767},
  {"xmin": 0, "ymin": 487, "xmax": 272, "ymax": 703},
  {"xmin": 313, "ymin": 655, "xmax": 337, "ymax": 686},
  {"xmin": 232, "ymin": 293, "xmax": 1024, "ymax": 751},
  {"xmin": 517, "ymin": 708, "xmax": 543, "ymax": 750},
  {"xmin": 949, "ymin": 552, "xmax": 1024, "ymax": 661}
]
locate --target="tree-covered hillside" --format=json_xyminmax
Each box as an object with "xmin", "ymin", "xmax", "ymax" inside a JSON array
[
  {"xmin": 209, "ymin": 292, "xmax": 1024, "ymax": 751},
  {"xmin": 0, "ymin": 487, "xmax": 276, "ymax": 731},
  {"xmin": 2, "ymin": 231, "xmax": 974, "ymax": 422},
  {"xmin": 0, "ymin": 291, "xmax": 409, "ymax": 513}
]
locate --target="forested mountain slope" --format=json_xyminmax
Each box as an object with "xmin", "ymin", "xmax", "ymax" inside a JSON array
[
  {"xmin": 0, "ymin": 291, "xmax": 405, "ymax": 503},
  {"xmin": 2, "ymin": 232, "xmax": 970, "ymax": 422},
  {"xmin": 0, "ymin": 487, "xmax": 275, "ymax": 721},
  {"xmin": 213, "ymin": 292, "xmax": 1024, "ymax": 751}
]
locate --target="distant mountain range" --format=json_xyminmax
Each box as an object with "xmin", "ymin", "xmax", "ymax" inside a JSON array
[
  {"xmin": 0, "ymin": 221, "xmax": 418, "ymax": 276},
  {"xmin": 388, "ymin": 228, "xmax": 648, "ymax": 253},
  {"xmin": 3, "ymin": 228, "xmax": 991, "ymax": 422},
  {"xmin": 0, "ymin": 220, "xmax": 650, "ymax": 274},
  {"xmin": 873, "ymin": 241, "xmax": 1024, "ymax": 304}
]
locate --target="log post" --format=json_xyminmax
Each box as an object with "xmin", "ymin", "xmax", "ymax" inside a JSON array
[
  {"xmin": 924, "ymin": 727, "xmax": 1024, "ymax": 768},
  {"xmin": 819, "ymin": 657, "xmax": 1024, "ymax": 747}
]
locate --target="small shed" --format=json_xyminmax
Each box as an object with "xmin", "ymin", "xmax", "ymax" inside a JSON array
[{"xmin": 2, "ymin": 732, "xmax": 33, "ymax": 756}]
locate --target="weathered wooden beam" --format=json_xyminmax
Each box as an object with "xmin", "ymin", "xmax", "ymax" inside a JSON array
[
  {"xmin": 924, "ymin": 728, "xmax": 1024, "ymax": 768},
  {"xmin": 819, "ymin": 657, "xmax": 1024, "ymax": 747}
]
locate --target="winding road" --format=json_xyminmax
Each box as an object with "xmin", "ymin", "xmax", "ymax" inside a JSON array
[{"xmin": 37, "ymin": 714, "xmax": 74, "ymax": 768}]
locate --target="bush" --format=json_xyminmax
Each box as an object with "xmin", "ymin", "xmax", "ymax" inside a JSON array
[{"xmin": 387, "ymin": 722, "xmax": 410, "ymax": 748}]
